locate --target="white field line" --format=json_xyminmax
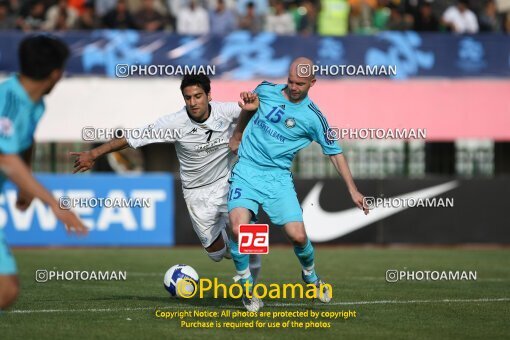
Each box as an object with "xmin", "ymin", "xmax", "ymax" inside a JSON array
[
  {"xmin": 127, "ymin": 273, "xmax": 510, "ymax": 282},
  {"xmin": 8, "ymin": 298, "xmax": 510, "ymax": 314}
]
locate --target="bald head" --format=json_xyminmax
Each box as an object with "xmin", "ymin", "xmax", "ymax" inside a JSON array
[
  {"xmin": 285, "ymin": 57, "xmax": 316, "ymax": 103},
  {"xmin": 289, "ymin": 57, "xmax": 315, "ymax": 80}
]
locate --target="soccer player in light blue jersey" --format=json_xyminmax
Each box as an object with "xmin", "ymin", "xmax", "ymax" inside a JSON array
[
  {"xmin": 227, "ymin": 57, "xmax": 369, "ymax": 311},
  {"xmin": 0, "ymin": 35, "xmax": 88, "ymax": 310}
]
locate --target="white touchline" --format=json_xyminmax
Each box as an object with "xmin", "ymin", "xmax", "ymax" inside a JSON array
[
  {"xmin": 303, "ymin": 180, "xmax": 459, "ymax": 242},
  {"xmin": 8, "ymin": 298, "xmax": 509, "ymax": 314},
  {"xmin": 126, "ymin": 273, "xmax": 509, "ymax": 282}
]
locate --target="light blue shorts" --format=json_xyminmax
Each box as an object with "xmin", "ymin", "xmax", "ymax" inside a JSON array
[
  {"xmin": 227, "ymin": 161, "xmax": 303, "ymax": 226},
  {"xmin": 0, "ymin": 231, "xmax": 17, "ymax": 275}
]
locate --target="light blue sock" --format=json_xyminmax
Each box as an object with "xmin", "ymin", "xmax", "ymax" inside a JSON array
[
  {"xmin": 294, "ymin": 239, "xmax": 318, "ymax": 283},
  {"xmin": 249, "ymin": 254, "xmax": 262, "ymax": 283},
  {"xmin": 230, "ymin": 239, "xmax": 253, "ymax": 285}
]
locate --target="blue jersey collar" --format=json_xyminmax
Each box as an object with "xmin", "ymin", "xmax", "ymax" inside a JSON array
[
  {"xmin": 278, "ymin": 84, "xmax": 311, "ymax": 107},
  {"xmin": 9, "ymin": 74, "xmax": 43, "ymax": 106}
]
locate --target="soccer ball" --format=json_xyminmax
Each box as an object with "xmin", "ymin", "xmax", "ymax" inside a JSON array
[{"xmin": 163, "ymin": 264, "xmax": 199, "ymax": 298}]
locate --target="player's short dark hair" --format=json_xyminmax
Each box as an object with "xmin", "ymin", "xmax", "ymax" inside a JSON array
[
  {"xmin": 180, "ymin": 74, "xmax": 211, "ymax": 95},
  {"xmin": 18, "ymin": 34, "xmax": 70, "ymax": 80}
]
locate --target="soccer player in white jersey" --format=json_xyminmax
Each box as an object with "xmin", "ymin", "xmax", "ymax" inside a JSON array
[{"xmin": 71, "ymin": 75, "xmax": 262, "ymax": 278}]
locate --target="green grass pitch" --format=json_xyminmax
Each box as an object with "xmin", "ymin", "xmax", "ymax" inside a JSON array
[{"xmin": 1, "ymin": 247, "xmax": 509, "ymax": 339}]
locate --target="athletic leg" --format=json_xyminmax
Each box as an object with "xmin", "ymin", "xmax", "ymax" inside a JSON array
[
  {"xmin": 0, "ymin": 275, "xmax": 19, "ymax": 309},
  {"xmin": 284, "ymin": 222, "xmax": 331, "ymax": 303},
  {"xmin": 0, "ymin": 237, "xmax": 19, "ymax": 309},
  {"xmin": 229, "ymin": 207, "xmax": 253, "ymax": 283}
]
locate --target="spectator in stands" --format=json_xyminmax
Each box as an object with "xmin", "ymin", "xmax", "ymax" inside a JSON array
[
  {"xmin": 265, "ymin": 0, "xmax": 295, "ymax": 35},
  {"xmin": 76, "ymin": 1, "xmax": 99, "ymax": 29},
  {"xmin": 68, "ymin": 0, "xmax": 86, "ymax": 15},
  {"xmin": 43, "ymin": 0, "xmax": 79, "ymax": 30},
  {"xmin": 387, "ymin": 3, "xmax": 413, "ymax": 30},
  {"xmin": 134, "ymin": 0, "xmax": 166, "ymax": 31},
  {"xmin": 413, "ymin": 2, "xmax": 439, "ymax": 31},
  {"xmin": 349, "ymin": 0, "xmax": 374, "ymax": 34},
  {"xmin": 297, "ymin": 0, "xmax": 317, "ymax": 35},
  {"xmin": 127, "ymin": 0, "xmax": 167, "ymax": 18},
  {"xmin": 372, "ymin": 0, "xmax": 390, "ymax": 31},
  {"xmin": 102, "ymin": 0, "xmax": 136, "ymax": 29},
  {"xmin": 0, "ymin": 0, "xmax": 16, "ymax": 29},
  {"xmin": 478, "ymin": 0, "xmax": 501, "ymax": 32},
  {"xmin": 318, "ymin": 0, "xmax": 350, "ymax": 35},
  {"xmin": 400, "ymin": 0, "xmax": 420, "ymax": 17},
  {"xmin": 205, "ymin": 0, "xmax": 235, "ymax": 11},
  {"xmin": 237, "ymin": 0, "xmax": 268, "ymax": 17},
  {"xmin": 209, "ymin": 0, "xmax": 236, "ymax": 35},
  {"xmin": 441, "ymin": 0, "xmax": 478, "ymax": 33},
  {"xmin": 176, "ymin": 0, "xmax": 209, "ymax": 35},
  {"xmin": 238, "ymin": 1, "xmax": 263, "ymax": 33},
  {"xmin": 166, "ymin": 0, "xmax": 185, "ymax": 28},
  {"xmin": 7, "ymin": 0, "xmax": 18, "ymax": 14},
  {"xmin": 16, "ymin": 0, "xmax": 46, "ymax": 31},
  {"xmin": 506, "ymin": 12, "xmax": 510, "ymax": 34},
  {"xmin": 96, "ymin": 0, "xmax": 116, "ymax": 18}
]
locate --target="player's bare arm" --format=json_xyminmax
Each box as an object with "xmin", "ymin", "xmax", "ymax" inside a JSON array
[
  {"xmin": 229, "ymin": 92, "xmax": 259, "ymax": 153},
  {"xmin": 0, "ymin": 153, "xmax": 88, "ymax": 234},
  {"xmin": 70, "ymin": 137, "xmax": 129, "ymax": 173},
  {"xmin": 329, "ymin": 153, "xmax": 369, "ymax": 215},
  {"xmin": 15, "ymin": 144, "xmax": 35, "ymax": 211}
]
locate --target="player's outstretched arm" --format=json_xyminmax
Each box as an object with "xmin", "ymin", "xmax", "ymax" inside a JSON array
[
  {"xmin": 0, "ymin": 153, "xmax": 88, "ymax": 234},
  {"xmin": 229, "ymin": 92, "xmax": 259, "ymax": 154},
  {"xmin": 329, "ymin": 153, "xmax": 369, "ymax": 215},
  {"xmin": 70, "ymin": 137, "xmax": 129, "ymax": 173},
  {"xmin": 16, "ymin": 144, "xmax": 35, "ymax": 211}
]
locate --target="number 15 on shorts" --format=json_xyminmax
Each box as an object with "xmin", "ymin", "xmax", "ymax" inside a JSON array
[{"xmin": 239, "ymin": 224, "xmax": 269, "ymax": 254}]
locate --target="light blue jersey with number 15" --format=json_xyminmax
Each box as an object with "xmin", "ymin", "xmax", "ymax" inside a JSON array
[{"xmin": 237, "ymin": 81, "xmax": 342, "ymax": 170}]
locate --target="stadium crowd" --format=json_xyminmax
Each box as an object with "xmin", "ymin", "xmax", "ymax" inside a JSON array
[{"xmin": 0, "ymin": 0, "xmax": 508, "ymax": 34}]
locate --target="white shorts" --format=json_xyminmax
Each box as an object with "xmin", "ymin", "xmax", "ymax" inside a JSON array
[{"xmin": 182, "ymin": 178, "xmax": 229, "ymax": 248}]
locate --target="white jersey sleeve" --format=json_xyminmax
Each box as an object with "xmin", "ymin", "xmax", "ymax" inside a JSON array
[{"xmin": 126, "ymin": 108, "xmax": 186, "ymax": 149}]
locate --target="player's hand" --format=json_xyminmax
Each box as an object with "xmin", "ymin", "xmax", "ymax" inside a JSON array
[
  {"xmin": 70, "ymin": 151, "xmax": 96, "ymax": 174},
  {"xmin": 351, "ymin": 191, "xmax": 369, "ymax": 215},
  {"xmin": 229, "ymin": 133, "xmax": 242, "ymax": 154},
  {"xmin": 52, "ymin": 206, "xmax": 88, "ymax": 235},
  {"xmin": 238, "ymin": 92, "xmax": 259, "ymax": 112},
  {"xmin": 16, "ymin": 191, "xmax": 34, "ymax": 211}
]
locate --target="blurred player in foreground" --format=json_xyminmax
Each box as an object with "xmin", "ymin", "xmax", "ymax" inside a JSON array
[
  {"xmin": 71, "ymin": 75, "xmax": 263, "ymax": 278},
  {"xmin": 228, "ymin": 57, "xmax": 370, "ymax": 312},
  {"xmin": 0, "ymin": 35, "xmax": 88, "ymax": 310}
]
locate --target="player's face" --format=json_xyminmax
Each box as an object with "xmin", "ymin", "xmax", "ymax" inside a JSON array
[
  {"xmin": 182, "ymin": 85, "xmax": 211, "ymax": 121},
  {"xmin": 286, "ymin": 74, "xmax": 315, "ymax": 103},
  {"xmin": 44, "ymin": 69, "xmax": 64, "ymax": 95}
]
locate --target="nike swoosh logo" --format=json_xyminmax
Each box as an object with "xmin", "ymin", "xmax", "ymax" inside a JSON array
[{"xmin": 303, "ymin": 181, "xmax": 459, "ymax": 242}]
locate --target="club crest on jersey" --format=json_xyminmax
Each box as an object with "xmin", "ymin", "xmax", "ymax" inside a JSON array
[
  {"xmin": 285, "ymin": 118, "xmax": 296, "ymax": 129},
  {"xmin": 214, "ymin": 121, "xmax": 223, "ymax": 129},
  {"xmin": 0, "ymin": 117, "xmax": 13, "ymax": 137}
]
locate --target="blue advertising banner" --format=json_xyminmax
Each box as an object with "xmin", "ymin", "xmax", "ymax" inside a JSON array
[
  {"xmin": 0, "ymin": 30, "xmax": 509, "ymax": 79},
  {"xmin": 0, "ymin": 173, "xmax": 174, "ymax": 246}
]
